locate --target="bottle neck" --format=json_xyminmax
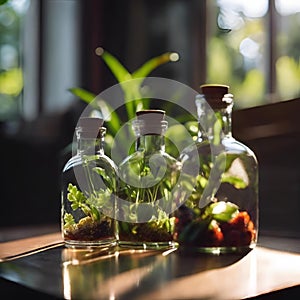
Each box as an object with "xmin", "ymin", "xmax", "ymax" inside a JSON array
[
  {"xmin": 136, "ymin": 134, "xmax": 165, "ymax": 154},
  {"xmin": 132, "ymin": 118, "xmax": 167, "ymax": 154},
  {"xmin": 77, "ymin": 137, "xmax": 104, "ymax": 155},
  {"xmin": 76, "ymin": 128, "xmax": 106, "ymax": 156},
  {"xmin": 197, "ymin": 96, "xmax": 233, "ymax": 144},
  {"xmin": 217, "ymin": 106, "xmax": 233, "ymax": 138}
]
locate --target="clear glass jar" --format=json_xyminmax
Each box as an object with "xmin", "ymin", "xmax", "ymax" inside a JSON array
[
  {"xmin": 174, "ymin": 84, "xmax": 258, "ymax": 254},
  {"xmin": 61, "ymin": 117, "xmax": 117, "ymax": 248},
  {"xmin": 117, "ymin": 110, "xmax": 181, "ymax": 250}
]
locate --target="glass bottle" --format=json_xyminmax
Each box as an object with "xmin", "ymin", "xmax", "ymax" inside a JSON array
[
  {"xmin": 174, "ymin": 84, "xmax": 258, "ymax": 254},
  {"xmin": 117, "ymin": 109, "xmax": 182, "ymax": 250},
  {"xmin": 61, "ymin": 117, "xmax": 117, "ymax": 248}
]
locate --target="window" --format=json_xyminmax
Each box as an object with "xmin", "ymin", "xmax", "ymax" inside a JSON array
[
  {"xmin": 206, "ymin": 0, "xmax": 300, "ymax": 109},
  {"xmin": 1, "ymin": 0, "xmax": 300, "ymax": 123},
  {"xmin": 0, "ymin": 0, "xmax": 81, "ymax": 123},
  {"xmin": 274, "ymin": 0, "xmax": 300, "ymax": 101},
  {"xmin": 85, "ymin": 0, "xmax": 300, "ymax": 110},
  {"xmin": 0, "ymin": 0, "xmax": 29, "ymax": 121},
  {"xmin": 22, "ymin": 0, "xmax": 81, "ymax": 121}
]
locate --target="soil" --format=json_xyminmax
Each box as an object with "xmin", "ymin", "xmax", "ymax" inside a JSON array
[
  {"xmin": 119, "ymin": 222, "xmax": 173, "ymax": 242},
  {"xmin": 64, "ymin": 217, "xmax": 114, "ymax": 241}
]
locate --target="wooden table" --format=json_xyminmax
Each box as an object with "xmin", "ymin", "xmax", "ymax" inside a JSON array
[{"xmin": 1, "ymin": 227, "xmax": 300, "ymax": 299}]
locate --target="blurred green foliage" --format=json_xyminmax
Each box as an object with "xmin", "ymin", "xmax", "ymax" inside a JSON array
[
  {"xmin": 69, "ymin": 48, "xmax": 181, "ymax": 156},
  {"xmin": 0, "ymin": 1, "xmax": 24, "ymax": 121}
]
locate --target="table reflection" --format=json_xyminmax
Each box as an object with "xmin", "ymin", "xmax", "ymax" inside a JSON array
[
  {"xmin": 61, "ymin": 246, "xmax": 248, "ymax": 300},
  {"xmin": 2, "ymin": 235, "xmax": 300, "ymax": 299}
]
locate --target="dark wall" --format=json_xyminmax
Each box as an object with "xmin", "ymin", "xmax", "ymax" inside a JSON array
[{"xmin": 233, "ymin": 98, "xmax": 300, "ymax": 238}]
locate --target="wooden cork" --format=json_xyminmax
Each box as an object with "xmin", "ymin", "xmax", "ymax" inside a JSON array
[
  {"xmin": 77, "ymin": 117, "xmax": 104, "ymax": 138},
  {"xmin": 200, "ymin": 84, "xmax": 231, "ymax": 109},
  {"xmin": 135, "ymin": 109, "xmax": 166, "ymax": 135}
]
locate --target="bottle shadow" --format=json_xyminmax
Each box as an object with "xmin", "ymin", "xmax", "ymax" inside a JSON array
[{"xmin": 170, "ymin": 247, "xmax": 252, "ymax": 278}]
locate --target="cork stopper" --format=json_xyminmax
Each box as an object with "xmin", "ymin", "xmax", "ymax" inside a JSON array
[
  {"xmin": 136, "ymin": 109, "xmax": 165, "ymax": 121},
  {"xmin": 135, "ymin": 109, "xmax": 166, "ymax": 135},
  {"xmin": 76, "ymin": 117, "xmax": 104, "ymax": 138},
  {"xmin": 200, "ymin": 84, "xmax": 231, "ymax": 109}
]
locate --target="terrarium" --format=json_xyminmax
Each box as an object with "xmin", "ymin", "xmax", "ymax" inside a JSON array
[
  {"xmin": 174, "ymin": 84, "xmax": 258, "ymax": 254},
  {"xmin": 61, "ymin": 117, "xmax": 118, "ymax": 248},
  {"xmin": 117, "ymin": 109, "xmax": 182, "ymax": 249}
]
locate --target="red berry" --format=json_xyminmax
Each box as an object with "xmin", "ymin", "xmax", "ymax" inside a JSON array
[
  {"xmin": 201, "ymin": 223, "xmax": 224, "ymax": 247},
  {"xmin": 220, "ymin": 211, "xmax": 256, "ymax": 247},
  {"xmin": 247, "ymin": 220, "xmax": 254, "ymax": 231},
  {"xmin": 229, "ymin": 214, "xmax": 244, "ymax": 229}
]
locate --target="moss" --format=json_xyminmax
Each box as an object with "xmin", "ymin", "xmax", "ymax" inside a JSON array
[
  {"xmin": 64, "ymin": 216, "xmax": 114, "ymax": 241},
  {"xmin": 118, "ymin": 222, "xmax": 173, "ymax": 242}
]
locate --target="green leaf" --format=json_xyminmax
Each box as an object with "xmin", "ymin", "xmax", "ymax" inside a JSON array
[
  {"xmin": 97, "ymin": 100, "xmax": 120, "ymax": 135},
  {"xmin": 98, "ymin": 50, "xmax": 179, "ymax": 122},
  {"xmin": 98, "ymin": 49, "xmax": 132, "ymax": 83},
  {"xmin": 132, "ymin": 52, "xmax": 179, "ymax": 79},
  {"xmin": 93, "ymin": 166, "xmax": 115, "ymax": 191},
  {"xmin": 68, "ymin": 49, "xmax": 179, "ymax": 164},
  {"xmin": 221, "ymin": 174, "xmax": 248, "ymax": 189},
  {"xmin": 63, "ymin": 213, "xmax": 75, "ymax": 227},
  {"xmin": 71, "ymin": 203, "xmax": 79, "ymax": 210},
  {"xmin": 68, "ymin": 87, "xmax": 96, "ymax": 104},
  {"xmin": 120, "ymin": 81, "xmax": 140, "ymax": 120},
  {"xmin": 90, "ymin": 206, "xmax": 101, "ymax": 221},
  {"xmin": 184, "ymin": 121, "xmax": 199, "ymax": 135},
  {"xmin": 207, "ymin": 201, "xmax": 239, "ymax": 222},
  {"xmin": 197, "ymin": 175, "xmax": 208, "ymax": 189},
  {"xmin": 213, "ymin": 118, "xmax": 222, "ymax": 145},
  {"xmin": 69, "ymin": 86, "xmax": 122, "ymax": 137},
  {"xmin": 67, "ymin": 183, "xmax": 98, "ymax": 219},
  {"xmin": 93, "ymin": 166, "xmax": 106, "ymax": 177},
  {"xmin": 179, "ymin": 173, "xmax": 196, "ymax": 193},
  {"xmin": 80, "ymin": 203, "xmax": 92, "ymax": 216}
]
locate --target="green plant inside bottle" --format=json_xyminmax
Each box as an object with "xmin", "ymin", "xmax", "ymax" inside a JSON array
[
  {"xmin": 117, "ymin": 150, "xmax": 180, "ymax": 245},
  {"xmin": 116, "ymin": 110, "xmax": 181, "ymax": 249},
  {"xmin": 63, "ymin": 183, "xmax": 115, "ymax": 242},
  {"xmin": 173, "ymin": 85, "xmax": 258, "ymax": 253}
]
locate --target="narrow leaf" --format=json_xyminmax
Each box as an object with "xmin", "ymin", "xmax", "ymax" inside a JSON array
[
  {"xmin": 69, "ymin": 87, "xmax": 96, "ymax": 103},
  {"xmin": 221, "ymin": 175, "xmax": 248, "ymax": 189},
  {"xmin": 132, "ymin": 52, "xmax": 179, "ymax": 79},
  {"xmin": 98, "ymin": 49, "xmax": 132, "ymax": 83},
  {"xmin": 96, "ymin": 100, "xmax": 120, "ymax": 135}
]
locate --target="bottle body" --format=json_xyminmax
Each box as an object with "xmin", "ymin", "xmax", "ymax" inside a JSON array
[
  {"xmin": 61, "ymin": 118, "xmax": 117, "ymax": 248},
  {"xmin": 175, "ymin": 137, "xmax": 258, "ymax": 253},
  {"xmin": 174, "ymin": 86, "xmax": 258, "ymax": 254},
  {"xmin": 117, "ymin": 110, "xmax": 181, "ymax": 249}
]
